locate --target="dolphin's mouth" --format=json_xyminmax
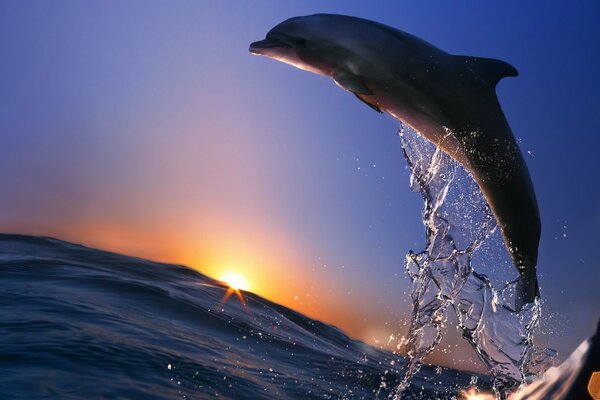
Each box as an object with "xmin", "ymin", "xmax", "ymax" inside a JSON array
[{"xmin": 249, "ymin": 37, "xmax": 291, "ymax": 55}]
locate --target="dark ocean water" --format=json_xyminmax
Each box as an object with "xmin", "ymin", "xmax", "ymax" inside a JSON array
[{"xmin": 0, "ymin": 234, "xmax": 488, "ymax": 399}]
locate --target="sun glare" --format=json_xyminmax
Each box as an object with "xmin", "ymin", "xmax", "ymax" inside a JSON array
[
  {"xmin": 460, "ymin": 387, "xmax": 496, "ymax": 400},
  {"xmin": 220, "ymin": 271, "xmax": 250, "ymax": 292}
]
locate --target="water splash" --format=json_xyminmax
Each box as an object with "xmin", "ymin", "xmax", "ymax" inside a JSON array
[{"xmin": 392, "ymin": 125, "xmax": 555, "ymax": 399}]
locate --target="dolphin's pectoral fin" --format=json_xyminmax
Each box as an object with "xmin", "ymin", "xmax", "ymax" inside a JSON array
[
  {"xmin": 353, "ymin": 93, "xmax": 382, "ymax": 113},
  {"xmin": 333, "ymin": 72, "xmax": 380, "ymax": 112},
  {"xmin": 455, "ymin": 55, "xmax": 519, "ymax": 88},
  {"xmin": 333, "ymin": 71, "xmax": 373, "ymax": 95}
]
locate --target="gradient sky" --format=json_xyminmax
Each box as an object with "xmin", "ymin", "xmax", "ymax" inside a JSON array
[{"xmin": 1, "ymin": 1, "xmax": 599, "ymax": 372}]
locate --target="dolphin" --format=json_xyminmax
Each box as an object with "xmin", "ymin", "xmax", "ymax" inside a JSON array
[{"xmin": 249, "ymin": 14, "xmax": 540, "ymax": 308}]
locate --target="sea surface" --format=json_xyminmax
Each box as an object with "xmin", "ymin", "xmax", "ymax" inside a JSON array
[{"xmin": 0, "ymin": 234, "xmax": 488, "ymax": 400}]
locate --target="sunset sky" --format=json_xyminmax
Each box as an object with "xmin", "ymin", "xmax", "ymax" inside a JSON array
[{"xmin": 1, "ymin": 1, "xmax": 599, "ymax": 371}]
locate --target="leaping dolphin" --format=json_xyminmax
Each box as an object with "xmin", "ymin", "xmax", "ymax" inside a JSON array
[{"xmin": 249, "ymin": 14, "xmax": 541, "ymax": 308}]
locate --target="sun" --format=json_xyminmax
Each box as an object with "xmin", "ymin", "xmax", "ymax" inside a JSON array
[
  {"xmin": 460, "ymin": 387, "xmax": 495, "ymax": 400},
  {"xmin": 219, "ymin": 271, "xmax": 250, "ymax": 292}
]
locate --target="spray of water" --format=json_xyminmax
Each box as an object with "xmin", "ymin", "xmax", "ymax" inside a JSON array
[{"xmin": 391, "ymin": 125, "xmax": 555, "ymax": 399}]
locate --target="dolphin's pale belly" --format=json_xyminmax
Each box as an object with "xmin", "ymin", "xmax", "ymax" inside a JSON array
[{"xmin": 370, "ymin": 86, "xmax": 471, "ymax": 167}]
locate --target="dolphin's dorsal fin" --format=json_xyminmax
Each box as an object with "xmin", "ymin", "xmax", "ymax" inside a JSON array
[{"xmin": 455, "ymin": 56, "xmax": 519, "ymax": 87}]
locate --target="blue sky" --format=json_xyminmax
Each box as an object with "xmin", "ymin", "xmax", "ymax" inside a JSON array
[{"xmin": 1, "ymin": 1, "xmax": 599, "ymax": 370}]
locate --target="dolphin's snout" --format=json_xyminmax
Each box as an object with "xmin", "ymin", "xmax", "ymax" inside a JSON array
[{"xmin": 249, "ymin": 37, "xmax": 291, "ymax": 55}]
